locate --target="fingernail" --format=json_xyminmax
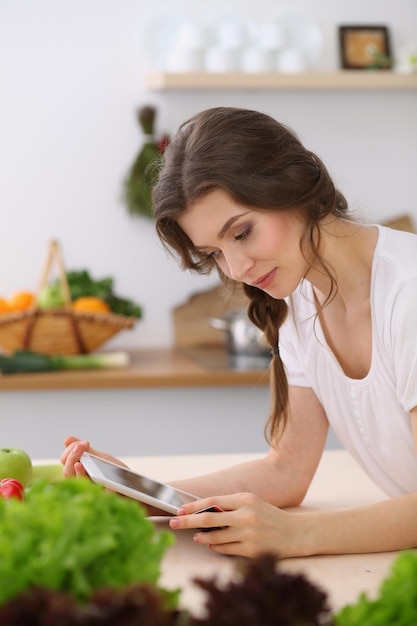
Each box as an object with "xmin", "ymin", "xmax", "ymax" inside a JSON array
[
  {"xmin": 177, "ymin": 507, "xmax": 186, "ymax": 515},
  {"xmin": 169, "ymin": 518, "xmax": 179, "ymax": 529},
  {"xmin": 193, "ymin": 533, "xmax": 200, "ymax": 543}
]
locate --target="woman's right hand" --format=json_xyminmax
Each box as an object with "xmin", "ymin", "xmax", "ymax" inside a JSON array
[
  {"xmin": 59, "ymin": 436, "xmax": 165, "ymax": 516},
  {"xmin": 59, "ymin": 435, "xmax": 128, "ymax": 478}
]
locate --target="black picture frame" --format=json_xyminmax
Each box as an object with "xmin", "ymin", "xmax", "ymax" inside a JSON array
[{"xmin": 339, "ymin": 25, "xmax": 392, "ymax": 70}]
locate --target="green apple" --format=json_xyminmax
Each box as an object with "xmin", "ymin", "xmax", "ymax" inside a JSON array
[
  {"xmin": 37, "ymin": 283, "xmax": 65, "ymax": 309},
  {"xmin": 0, "ymin": 448, "xmax": 33, "ymax": 487}
]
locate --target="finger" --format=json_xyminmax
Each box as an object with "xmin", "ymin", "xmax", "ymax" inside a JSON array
[
  {"xmin": 60, "ymin": 438, "xmax": 129, "ymax": 476},
  {"xmin": 60, "ymin": 437, "xmax": 84, "ymax": 465},
  {"xmin": 63, "ymin": 435, "xmax": 80, "ymax": 448},
  {"xmin": 176, "ymin": 496, "xmax": 228, "ymax": 516},
  {"xmin": 74, "ymin": 461, "xmax": 88, "ymax": 478},
  {"xmin": 192, "ymin": 527, "xmax": 246, "ymax": 557},
  {"xmin": 62, "ymin": 440, "xmax": 90, "ymax": 477},
  {"xmin": 207, "ymin": 541, "xmax": 244, "ymax": 557},
  {"xmin": 176, "ymin": 493, "xmax": 248, "ymax": 517},
  {"xmin": 190, "ymin": 525, "xmax": 248, "ymax": 557},
  {"xmin": 169, "ymin": 509, "xmax": 228, "ymax": 532}
]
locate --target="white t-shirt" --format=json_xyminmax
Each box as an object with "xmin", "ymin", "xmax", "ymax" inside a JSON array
[{"xmin": 279, "ymin": 225, "xmax": 417, "ymax": 497}]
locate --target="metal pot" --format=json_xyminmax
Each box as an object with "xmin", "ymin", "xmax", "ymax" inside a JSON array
[{"xmin": 209, "ymin": 308, "xmax": 271, "ymax": 359}]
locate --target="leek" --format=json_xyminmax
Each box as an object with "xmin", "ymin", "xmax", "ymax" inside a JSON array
[{"xmin": 0, "ymin": 349, "xmax": 129, "ymax": 374}]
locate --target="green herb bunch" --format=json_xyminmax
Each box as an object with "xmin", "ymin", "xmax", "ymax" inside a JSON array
[{"xmin": 123, "ymin": 105, "xmax": 170, "ymax": 219}]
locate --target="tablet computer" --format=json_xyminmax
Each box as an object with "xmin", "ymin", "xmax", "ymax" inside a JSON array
[{"xmin": 80, "ymin": 452, "xmax": 199, "ymax": 515}]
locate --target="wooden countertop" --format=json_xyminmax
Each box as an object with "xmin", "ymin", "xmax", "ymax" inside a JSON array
[
  {"xmin": 124, "ymin": 450, "xmax": 403, "ymax": 615},
  {"xmin": 0, "ymin": 347, "xmax": 270, "ymax": 391}
]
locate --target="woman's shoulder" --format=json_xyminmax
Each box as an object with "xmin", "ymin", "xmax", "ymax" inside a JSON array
[
  {"xmin": 372, "ymin": 225, "xmax": 417, "ymax": 319},
  {"xmin": 373, "ymin": 224, "xmax": 417, "ymax": 274}
]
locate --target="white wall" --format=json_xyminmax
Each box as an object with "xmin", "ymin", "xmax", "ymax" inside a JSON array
[{"xmin": 1, "ymin": 0, "xmax": 416, "ymax": 350}]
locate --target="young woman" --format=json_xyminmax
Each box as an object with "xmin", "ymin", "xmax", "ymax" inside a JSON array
[{"xmin": 61, "ymin": 107, "xmax": 417, "ymax": 559}]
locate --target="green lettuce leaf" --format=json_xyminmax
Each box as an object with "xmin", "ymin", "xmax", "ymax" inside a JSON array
[
  {"xmin": 335, "ymin": 550, "xmax": 417, "ymax": 625},
  {"xmin": 0, "ymin": 478, "xmax": 174, "ymax": 605}
]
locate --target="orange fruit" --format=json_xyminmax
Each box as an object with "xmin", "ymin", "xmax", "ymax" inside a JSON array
[
  {"xmin": 72, "ymin": 296, "xmax": 111, "ymax": 314},
  {"xmin": 0, "ymin": 298, "xmax": 10, "ymax": 314},
  {"xmin": 7, "ymin": 291, "xmax": 35, "ymax": 311}
]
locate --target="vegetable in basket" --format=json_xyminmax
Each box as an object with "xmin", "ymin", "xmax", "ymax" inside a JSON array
[{"xmin": 63, "ymin": 269, "xmax": 143, "ymax": 318}]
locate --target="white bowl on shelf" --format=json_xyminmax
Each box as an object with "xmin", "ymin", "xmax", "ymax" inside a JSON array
[
  {"xmin": 276, "ymin": 47, "xmax": 307, "ymax": 73},
  {"xmin": 165, "ymin": 48, "xmax": 203, "ymax": 73},
  {"xmin": 204, "ymin": 47, "xmax": 241, "ymax": 73},
  {"xmin": 258, "ymin": 21, "xmax": 286, "ymax": 51},
  {"xmin": 241, "ymin": 46, "xmax": 274, "ymax": 73},
  {"xmin": 145, "ymin": 12, "xmax": 205, "ymax": 71},
  {"xmin": 272, "ymin": 13, "xmax": 323, "ymax": 70}
]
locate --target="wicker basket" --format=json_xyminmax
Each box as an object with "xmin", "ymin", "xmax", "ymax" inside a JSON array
[{"xmin": 0, "ymin": 241, "xmax": 137, "ymax": 355}]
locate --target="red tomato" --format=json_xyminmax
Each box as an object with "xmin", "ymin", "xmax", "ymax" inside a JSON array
[{"xmin": 0, "ymin": 478, "xmax": 25, "ymax": 500}]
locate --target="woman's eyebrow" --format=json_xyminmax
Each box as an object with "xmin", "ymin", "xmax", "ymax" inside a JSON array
[
  {"xmin": 218, "ymin": 212, "xmax": 249, "ymax": 239},
  {"xmin": 194, "ymin": 212, "xmax": 250, "ymax": 252}
]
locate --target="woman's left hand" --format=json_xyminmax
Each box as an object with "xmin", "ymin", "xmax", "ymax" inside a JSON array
[{"xmin": 169, "ymin": 492, "xmax": 303, "ymax": 559}]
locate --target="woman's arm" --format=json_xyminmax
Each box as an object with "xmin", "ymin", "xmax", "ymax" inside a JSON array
[
  {"xmin": 296, "ymin": 491, "xmax": 417, "ymax": 556},
  {"xmin": 310, "ymin": 406, "xmax": 417, "ymax": 555},
  {"xmin": 169, "ymin": 487, "xmax": 417, "ymax": 559},
  {"xmin": 169, "ymin": 405, "xmax": 417, "ymax": 558},
  {"xmin": 169, "ymin": 385, "xmax": 329, "ymax": 508}
]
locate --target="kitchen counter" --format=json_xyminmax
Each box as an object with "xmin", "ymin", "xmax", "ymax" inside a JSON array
[
  {"xmin": 0, "ymin": 347, "xmax": 270, "ymax": 392},
  {"xmin": 34, "ymin": 450, "xmax": 405, "ymax": 616},
  {"xmin": 88, "ymin": 449, "xmax": 406, "ymax": 615}
]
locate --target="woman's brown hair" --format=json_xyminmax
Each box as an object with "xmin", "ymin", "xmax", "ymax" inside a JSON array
[{"xmin": 152, "ymin": 107, "xmax": 348, "ymax": 444}]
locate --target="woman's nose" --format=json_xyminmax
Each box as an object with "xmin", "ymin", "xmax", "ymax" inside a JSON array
[{"xmin": 221, "ymin": 250, "xmax": 253, "ymax": 282}]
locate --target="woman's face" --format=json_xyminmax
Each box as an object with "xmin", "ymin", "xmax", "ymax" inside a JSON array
[{"xmin": 178, "ymin": 189, "xmax": 310, "ymax": 300}]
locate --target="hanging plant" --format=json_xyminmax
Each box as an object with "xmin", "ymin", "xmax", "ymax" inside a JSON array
[{"xmin": 123, "ymin": 105, "xmax": 170, "ymax": 219}]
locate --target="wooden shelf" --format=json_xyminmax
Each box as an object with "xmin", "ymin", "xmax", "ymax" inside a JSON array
[
  {"xmin": 146, "ymin": 71, "xmax": 417, "ymax": 91},
  {"xmin": 0, "ymin": 348, "xmax": 269, "ymax": 391}
]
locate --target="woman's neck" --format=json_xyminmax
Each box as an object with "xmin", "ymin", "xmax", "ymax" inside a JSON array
[{"xmin": 308, "ymin": 220, "xmax": 378, "ymax": 308}]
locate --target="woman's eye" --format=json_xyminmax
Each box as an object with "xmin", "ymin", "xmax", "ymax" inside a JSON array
[{"xmin": 234, "ymin": 226, "xmax": 251, "ymax": 242}]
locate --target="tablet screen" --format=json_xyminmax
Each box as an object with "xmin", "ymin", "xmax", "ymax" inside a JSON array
[{"xmin": 80, "ymin": 452, "xmax": 198, "ymax": 513}]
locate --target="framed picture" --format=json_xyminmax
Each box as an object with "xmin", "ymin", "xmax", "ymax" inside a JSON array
[{"xmin": 339, "ymin": 26, "xmax": 392, "ymax": 69}]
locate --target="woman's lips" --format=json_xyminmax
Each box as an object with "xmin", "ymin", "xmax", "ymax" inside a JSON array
[{"xmin": 253, "ymin": 269, "xmax": 277, "ymax": 290}]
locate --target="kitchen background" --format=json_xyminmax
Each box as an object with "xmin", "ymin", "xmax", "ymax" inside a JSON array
[{"xmin": 1, "ymin": 0, "xmax": 416, "ymax": 460}]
